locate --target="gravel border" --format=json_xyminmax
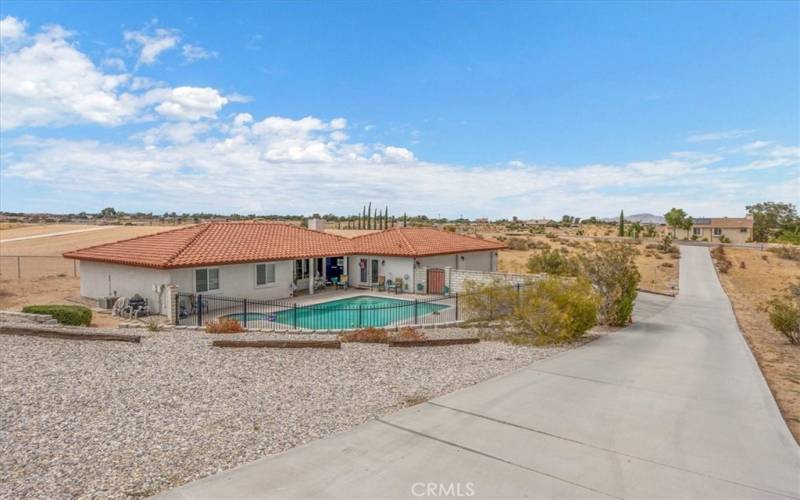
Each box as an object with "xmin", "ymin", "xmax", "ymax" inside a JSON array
[{"xmin": 0, "ymin": 326, "xmax": 600, "ymax": 499}]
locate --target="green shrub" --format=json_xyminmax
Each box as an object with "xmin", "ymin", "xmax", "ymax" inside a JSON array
[
  {"xmin": 526, "ymin": 249, "xmax": 581, "ymax": 276},
  {"xmin": 719, "ymin": 235, "xmax": 731, "ymax": 244},
  {"xmin": 461, "ymin": 279, "xmax": 518, "ymax": 322},
  {"xmin": 509, "ymin": 277, "xmax": 598, "ymax": 345},
  {"xmin": 579, "ymin": 243, "xmax": 640, "ymax": 326},
  {"xmin": 22, "ymin": 305, "xmax": 92, "ymax": 326},
  {"xmin": 766, "ymin": 281, "xmax": 800, "ymax": 345}
]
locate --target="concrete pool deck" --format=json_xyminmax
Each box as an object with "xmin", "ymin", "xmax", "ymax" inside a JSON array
[{"xmin": 157, "ymin": 245, "xmax": 800, "ymax": 499}]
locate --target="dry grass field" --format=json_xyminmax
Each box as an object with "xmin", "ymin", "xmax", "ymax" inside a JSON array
[
  {"xmin": 489, "ymin": 231, "xmax": 678, "ymax": 295},
  {"xmin": 0, "ymin": 224, "xmax": 184, "ymax": 317},
  {"xmin": 714, "ymin": 247, "xmax": 800, "ymax": 441}
]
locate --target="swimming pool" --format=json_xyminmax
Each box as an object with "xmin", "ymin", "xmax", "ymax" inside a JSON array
[{"xmin": 226, "ymin": 295, "xmax": 449, "ymax": 329}]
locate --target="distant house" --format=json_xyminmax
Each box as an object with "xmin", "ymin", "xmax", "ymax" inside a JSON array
[
  {"xmin": 524, "ymin": 218, "xmax": 554, "ymax": 227},
  {"xmin": 670, "ymin": 216, "xmax": 754, "ymax": 243},
  {"xmin": 64, "ymin": 222, "xmax": 505, "ymax": 311},
  {"xmin": 473, "ymin": 218, "xmax": 490, "ymax": 224}
]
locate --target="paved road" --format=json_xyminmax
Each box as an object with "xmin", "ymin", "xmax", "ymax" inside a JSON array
[
  {"xmin": 0, "ymin": 226, "xmax": 113, "ymax": 243},
  {"xmin": 157, "ymin": 246, "xmax": 800, "ymax": 499}
]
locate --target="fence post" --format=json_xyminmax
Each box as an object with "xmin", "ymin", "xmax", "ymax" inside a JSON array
[
  {"xmin": 175, "ymin": 293, "xmax": 180, "ymax": 325},
  {"xmin": 455, "ymin": 293, "xmax": 459, "ymax": 321},
  {"xmin": 414, "ymin": 299, "xmax": 418, "ymax": 324},
  {"xmin": 358, "ymin": 304, "xmax": 363, "ymax": 328},
  {"xmin": 17, "ymin": 256, "xmax": 21, "ymax": 280},
  {"xmin": 73, "ymin": 259, "xmax": 77, "ymax": 278},
  {"xmin": 197, "ymin": 294, "xmax": 203, "ymax": 326},
  {"xmin": 293, "ymin": 303, "xmax": 297, "ymax": 329},
  {"xmin": 242, "ymin": 298, "xmax": 248, "ymax": 329}
]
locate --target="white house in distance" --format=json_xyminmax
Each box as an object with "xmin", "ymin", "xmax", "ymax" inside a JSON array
[{"xmin": 63, "ymin": 222, "xmax": 505, "ymax": 312}]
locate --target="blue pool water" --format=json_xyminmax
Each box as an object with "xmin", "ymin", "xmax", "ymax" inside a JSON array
[{"xmin": 227, "ymin": 295, "xmax": 449, "ymax": 329}]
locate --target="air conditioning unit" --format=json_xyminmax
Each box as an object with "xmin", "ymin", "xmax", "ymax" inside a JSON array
[{"xmin": 97, "ymin": 296, "xmax": 117, "ymax": 309}]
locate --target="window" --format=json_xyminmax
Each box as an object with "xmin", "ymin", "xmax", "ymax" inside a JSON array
[
  {"xmin": 294, "ymin": 259, "xmax": 309, "ymax": 280},
  {"xmin": 255, "ymin": 263, "xmax": 276, "ymax": 287},
  {"xmin": 195, "ymin": 268, "xmax": 220, "ymax": 293},
  {"xmin": 713, "ymin": 228, "xmax": 723, "ymax": 236},
  {"xmin": 692, "ymin": 227, "xmax": 702, "ymax": 236}
]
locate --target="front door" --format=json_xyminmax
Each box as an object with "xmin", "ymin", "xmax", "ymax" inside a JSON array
[
  {"xmin": 359, "ymin": 258, "xmax": 368, "ymax": 283},
  {"xmin": 370, "ymin": 259, "xmax": 379, "ymax": 284}
]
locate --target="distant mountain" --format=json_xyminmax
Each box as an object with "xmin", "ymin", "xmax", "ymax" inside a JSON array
[{"xmin": 600, "ymin": 213, "xmax": 665, "ymax": 224}]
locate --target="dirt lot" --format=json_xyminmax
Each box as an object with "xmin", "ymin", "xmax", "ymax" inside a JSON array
[
  {"xmin": 492, "ymin": 232, "xmax": 678, "ymax": 295},
  {"xmin": 713, "ymin": 247, "xmax": 800, "ymax": 441},
  {"xmin": 0, "ymin": 224, "xmax": 183, "ymax": 324}
]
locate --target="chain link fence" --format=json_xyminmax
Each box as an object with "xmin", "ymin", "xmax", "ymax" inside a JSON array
[{"xmin": 0, "ymin": 256, "xmax": 79, "ymax": 280}]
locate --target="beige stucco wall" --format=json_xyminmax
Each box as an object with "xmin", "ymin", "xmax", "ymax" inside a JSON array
[
  {"xmin": 673, "ymin": 226, "xmax": 752, "ymax": 243},
  {"xmin": 347, "ymin": 255, "xmax": 414, "ymax": 290},
  {"xmin": 169, "ymin": 260, "xmax": 295, "ymax": 301}
]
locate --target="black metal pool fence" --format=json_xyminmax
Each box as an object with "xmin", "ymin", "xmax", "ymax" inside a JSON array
[{"xmin": 175, "ymin": 281, "xmax": 537, "ymax": 330}]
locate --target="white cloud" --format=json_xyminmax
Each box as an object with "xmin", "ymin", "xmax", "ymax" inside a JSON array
[
  {"xmin": 181, "ymin": 43, "xmax": 216, "ymax": 62},
  {"xmin": 101, "ymin": 57, "xmax": 127, "ymax": 72},
  {"xmin": 4, "ymin": 121, "xmax": 797, "ymax": 217},
  {"xmin": 124, "ymin": 26, "xmax": 179, "ymax": 65},
  {"xmin": 0, "ymin": 16, "xmax": 27, "ymax": 40},
  {"xmin": 687, "ymin": 129, "xmax": 755, "ymax": 142},
  {"xmin": 154, "ymin": 86, "xmax": 229, "ymax": 121},
  {"xmin": 0, "ymin": 24, "xmax": 137, "ymax": 129},
  {"xmin": 330, "ymin": 117, "xmax": 347, "ymax": 130}
]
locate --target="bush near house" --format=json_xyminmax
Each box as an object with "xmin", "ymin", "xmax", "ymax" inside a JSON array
[
  {"xmin": 22, "ymin": 305, "xmax": 92, "ymax": 326},
  {"xmin": 765, "ymin": 281, "xmax": 800, "ymax": 345},
  {"xmin": 461, "ymin": 279, "xmax": 519, "ymax": 322},
  {"xmin": 340, "ymin": 327, "xmax": 389, "ymax": 343},
  {"xmin": 579, "ymin": 243, "xmax": 640, "ymax": 326},
  {"xmin": 392, "ymin": 327, "xmax": 426, "ymax": 342},
  {"xmin": 526, "ymin": 249, "xmax": 581, "ymax": 276},
  {"xmin": 711, "ymin": 246, "xmax": 733, "ymax": 273},
  {"xmin": 206, "ymin": 318, "xmax": 245, "ymax": 334},
  {"xmin": 508, "ymin": 277, "xmax": 598, "ymax": 345}
]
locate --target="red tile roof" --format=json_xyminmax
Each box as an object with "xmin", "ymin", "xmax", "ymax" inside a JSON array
[
  {"xmin": 349, "ymin": 227, "xmax": 506, "ymax": 257},
  {"xmin": 63, "ymin": 222, "xmax": 353, "ymax": 269},
  {"xmin": 63, "ymin": 223, "xmax": 505, "ymax": 268}
]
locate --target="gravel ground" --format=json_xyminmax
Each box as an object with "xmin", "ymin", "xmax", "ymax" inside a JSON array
[{"xmin": 0, "ymin": 326, "xmax": 594, "ymax": 499}]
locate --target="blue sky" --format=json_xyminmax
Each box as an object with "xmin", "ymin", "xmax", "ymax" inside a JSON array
[{"xmin": 0, "ymin": 1, "xmax": 797, "ymax": 218}]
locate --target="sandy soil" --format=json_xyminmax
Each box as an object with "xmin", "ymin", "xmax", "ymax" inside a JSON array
[
  {"xmin": 0, "ymin": 224, "xmax": 184, "ymax": 327},
  {"xmin": 714, "ymin": 247, "xmax": 800, "ymax": 442},
  {"xmin": 493, "ymin": 233, "xmax": 678, "ymax": 295},
  {"xmin": 0, "ymin": 224, "xmax": 185, "ymax": 281}
]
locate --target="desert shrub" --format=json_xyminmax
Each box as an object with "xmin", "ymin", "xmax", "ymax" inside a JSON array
[
  {"xmin": 768, "ymin": 245, "xmax": 800, "ymax": 262},
  {"xmin": 205, "ymin": 317, "xmax": 245, "ymax": 333},
  {"xmin": 739, "ymin": 261, "xmax": 746, "ymax": 269},
  {"xmin": 146, "ymin": 319, "xmax": 163, "ymax": 332},
  {"xmin": 506, "ymin": 237, "xmax": 529, "ymax": 251},
  {"xmin": 544, "ymin": 232, "xmax": 560, "ymax": 240},
  {"xmin": 340, "ymin": 327, "xmax": 388, "ymax": 343},
  {"xmin": 22, "ymin": 305, "xmax": 92, "ymax": 326},
  {"xmin": 719, "ymin": 235, "xmax": 732, "ymax": 244},
  {"xmin": 526, "ymin": 249, "xmax": 581, "ymax": 276},
  {"xmin": 461, "ymin": 279, "xmax": 518, "ymax": 322},
  {"xmin": 711, "ymin": 246, "xmax": 732, "ymax": 273},
  {"xmin": 765, "ymin": 281, "xmax": 800, "ymax": 345},
  {"xmin": 660, "ymin": 262, "xmax": 674, "ymax": 268},
  {"xmin": 391, "ymin": 327, "xmax": 426, "ymax": 341},
  {"xmin": 528, "ymin": 240, "xmax": 552, "ymax": 250},
  {"xmin": 579, "ymin": 243, "xmax": 640, "ymax": 326},
  {"xmin": 508, "ymin": 277, "xmax": 598, "ymax": 345}
]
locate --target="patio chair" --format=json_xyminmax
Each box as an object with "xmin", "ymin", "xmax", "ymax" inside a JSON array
[
  {"xmin": 337, "ymin": 275, "xmax": 349, "ymax": 289},
  {"xmin": 388, "ymin": 277, "xmax": 403, "ymax": 294},
  {"xmin": 372, "ymin": 275, "xmax": 386, "ymax": 291}
]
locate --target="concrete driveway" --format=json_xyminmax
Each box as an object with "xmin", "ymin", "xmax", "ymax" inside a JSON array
[{"xmin": 157, "ymin": 245, "xmax": 799, "ymax": 499}]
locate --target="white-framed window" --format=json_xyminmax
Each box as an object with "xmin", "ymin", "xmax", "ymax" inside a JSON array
[
  {"xmin": 713, "ymin": 228, "xmax": 723, "ymax": 236},
  {"xmin": 693, "ymin": 227, "xmax": 702, "ymax": 236},
  {"xmin": 255, "ymin": 263, "xmax": 276, "ymax": 287},
  {"xmin": 195, "ymin": 268, "xmax": 220, "ymax": 293}
]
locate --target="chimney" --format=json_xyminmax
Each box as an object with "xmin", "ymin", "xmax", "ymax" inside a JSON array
[{"xmin": 308, "ymin": 218, "xmax": 326, "ymax": 232}]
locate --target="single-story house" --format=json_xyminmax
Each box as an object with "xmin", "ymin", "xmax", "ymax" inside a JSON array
[
  {"xmin": 63, "ymin": 222, "xmax": 505, "ymax": 313},
  {"xmin": 668, "ymin": 216, "xmax": 754, "ymax": 243}
]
